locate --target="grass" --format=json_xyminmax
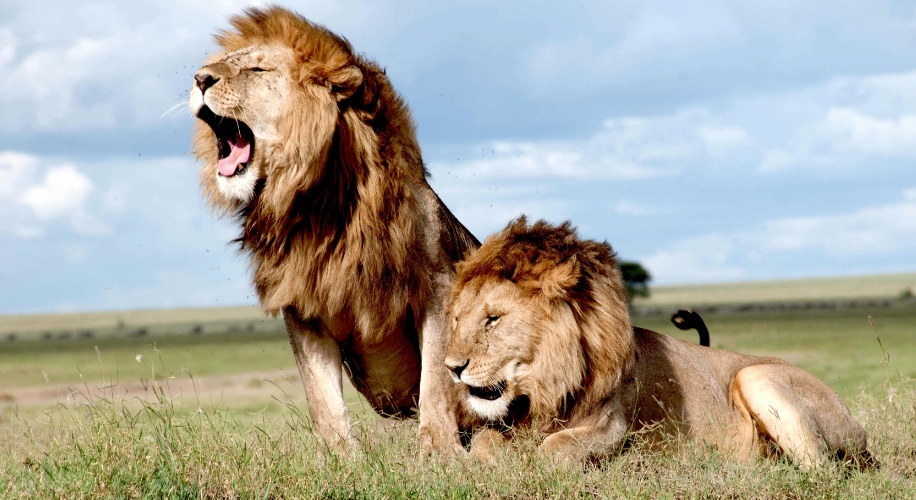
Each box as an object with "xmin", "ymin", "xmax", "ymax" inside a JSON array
[
  {"xmin": 0, "ymin": 331, "xmax": 293, "ymax": 390},
  {"xmin": 0, "ymin": 379, "xmax": 913, "ymax": 498},
  {"xmin": 0, "ymin": 306, "xmax": 272, "ymax": 337},
  {"xmin": 0, "ymin": 329, "xmax": 368, "ymax": 426},
  {"xmin": 4, "ymin": 307, "xmax": 912, "ymax": 397},
  {"xmin": 1, "ymin": 299, "xmax": 915, "ymax": 497}
]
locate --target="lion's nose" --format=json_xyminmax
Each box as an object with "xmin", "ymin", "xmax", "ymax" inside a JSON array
[
  {"xmin": 194, "ymin": 72, "xmax": 219, "ymax": 93},
  {"xmin": 445, "ymin": 358, "xmax": 469, "ymax": 380}
]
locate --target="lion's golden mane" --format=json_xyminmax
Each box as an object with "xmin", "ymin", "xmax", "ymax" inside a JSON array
[
  {"xmin": 450, "ymin": 217, "xmax": 634, "ymax": 423},
  {"xmin": 192, "ymin": 7, "xmax": 472, "ymax": 339}
]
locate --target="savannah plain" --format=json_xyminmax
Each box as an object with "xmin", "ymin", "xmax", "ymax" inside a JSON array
[{"xmin": 1, "ymin": 274, "xmax": 915, "ymax": 498}]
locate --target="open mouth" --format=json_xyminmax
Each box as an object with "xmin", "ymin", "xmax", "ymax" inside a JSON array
[
  {"xmin": 468, "ymin": 381, "xmax": 507, "ymax": 401},
  {"xmin": 196, "ymin": 105, "xmax": 255, "ymax": 177}
]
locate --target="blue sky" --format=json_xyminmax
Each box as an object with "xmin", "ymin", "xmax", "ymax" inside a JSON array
[{"xmin": 1, "ymin": 0, "xmax": 915, "ymax": 313}]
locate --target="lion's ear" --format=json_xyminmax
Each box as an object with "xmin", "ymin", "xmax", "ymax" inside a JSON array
[
  {"xmin": 327, "ymin": 65, "xmax": 363, "ymax": 102},
  {"xmin": 538, "ymin": 258, "xmax": 580, "ymax": 300}
]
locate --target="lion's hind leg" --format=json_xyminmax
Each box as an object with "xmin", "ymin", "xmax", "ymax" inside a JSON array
[{"xmin": 733, "ymin": 364, "xmax": 869, "ymax": 469}]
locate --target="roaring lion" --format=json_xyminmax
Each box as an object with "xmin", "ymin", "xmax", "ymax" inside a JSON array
[
  {"xmin": 445, "ymin": 217, "xmax": 872, "ymax": 468},
  {"xmin": 189, "ymin": 7, "xmax": 478, "ymax": 452}
]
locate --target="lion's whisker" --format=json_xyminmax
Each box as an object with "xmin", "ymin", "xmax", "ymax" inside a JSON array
[
  {"xmin": 230, "ymin": 108, "xmax": 245, "ymax": 138},
  {"xmin": 161, "ymin": 100, "xmax": 191, "ymax": 120},
  {"xmin": 238, "ymin": 103, "xmax": 269, "ymax": 132}
]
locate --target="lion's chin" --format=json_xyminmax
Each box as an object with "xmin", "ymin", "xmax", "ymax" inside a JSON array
[
  {"xmin": 465, "ymin": 381, "xmax": 512, "ymax": 421},
  {"xmin": 216, "ymin": 162, "xmax": 259, "ymax": 203}
]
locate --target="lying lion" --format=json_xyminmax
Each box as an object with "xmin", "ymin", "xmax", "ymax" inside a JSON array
[{"xmin": 445, "ymin": 217, "xmax": 872, "ymax": 468}]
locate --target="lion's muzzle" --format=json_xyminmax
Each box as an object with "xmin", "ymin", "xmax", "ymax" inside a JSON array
[
  {"xmin": 195, "ymin": 105, "xmax": 255, "ymax": 178},
  {"xmin": 445, "ymin": 357, "xmax": 469, "ymax": 383},
  {"xmin": 194, "ymin": 72, "xmax": 219, "ymax": 93},
  {"xmin": 468, "ymin": 381, "xmax": 507, "ymax": 401}
]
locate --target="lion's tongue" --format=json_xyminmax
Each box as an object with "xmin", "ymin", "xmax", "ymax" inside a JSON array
[{"xmin": 217, "ymin": 136, "xmax": 250, "ymax": 176}]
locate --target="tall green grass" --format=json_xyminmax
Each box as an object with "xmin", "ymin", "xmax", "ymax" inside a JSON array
[{"xmin": 2, "ymin": 376, "xmax": 913, "ymax": 499}]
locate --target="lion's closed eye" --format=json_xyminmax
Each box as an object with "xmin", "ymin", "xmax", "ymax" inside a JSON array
[{"xmin": 485, "ymin": 315, "xmax": 500, "ymax": 330}]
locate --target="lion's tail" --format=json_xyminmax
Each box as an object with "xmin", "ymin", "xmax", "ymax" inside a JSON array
[{"xmin": 670, "ymin": 309, "xmax": 710, "ymax": 347}]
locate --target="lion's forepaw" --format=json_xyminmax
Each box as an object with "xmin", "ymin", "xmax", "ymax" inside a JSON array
[{"xmin": 418, "ymin": 423, "xmax": 467, "ymax": 457}]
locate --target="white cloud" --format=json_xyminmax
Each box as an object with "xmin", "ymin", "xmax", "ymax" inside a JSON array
[
  {"xmin": 527, "ymin": 2, "xmax": 744, "ymax": 96},
  {"xmin": 425, "ymin": 173, "xmax": 569, "ymax": 239},
  {"xmin": 11, "ymin": 226, "xmax": 42, "ymax": 239},
  {"xmin": 642, "ymin": 234, "xmax": 746, "ymax": 284},
  {"xmin": 757, "ymin": 198, "xmax": 916, "ymax": 256},
  {"xmin": 0, "ymin": 151, "xmax": 108, "ymax": 237},
  {"xmin": 0, "ymin": 0, "xmax": 409, "ymax": 134},
  {"xmin": 593, "ymin": 112, "xmax": 701, "ymax": 163},
  {"xmin": 758, "ymin": 148, "xmax": 838, "ymax": 172},
  {"xmin": 821, "ymin": 108, "xmax": 916, "ymax": 156},
  {"xmin": 432, "ymin": 66, "xmax": 916, "ymax": 182},
  {"xmin": 1, "ymin": 35, "xmax": 122, "ymax": 130},
  {"xmin": 425, "ymin": 106, "xmax": 759, "ymax": 237},
  {"xmin": 0, "ymin": 151, "xmax": 37, "ymax": 198},
  {"xmin": 0, "ymin": 29, "xmax": 14, "ymax": 67},
  {"xmin": 454, "ymin": 198, "xmax": 570, "ymax": 239},
  {"xmin": 19, "ymin": 165, "xmax": 93, "ymax": 219},
  {"xmin": 0, "ymin": 152, "xmax": 258, "ymax": 313},
  {"xmin": 643, "ymin": 189, "xmax": 916, "ymax": 284},
  {"xmin": 758, "ymin": 149, "xmax": 795, "ymax": 172},
  {"xmin": 753, "ymin": 69, "xmax": 916, "ymax": 172},
  {"xmin": 429, "ymin": 107, "xmax": 753, "ymax": 181},
  {"xmin": 524, "ymin": 0, "xmax": 916, "ymax": 104},
  {"xmin": 432, "ymin": 141, "xmax": 670, "ymax": 181},
  {"xmin": 0, "ymin": 1, "xmax": 248, "ymax": 132},
  {"xmin": 3, "ymin": 0, "xmax": 916, "ymax": 313},
  {"xmin": 698, "ymin": 125, "xmax": 751, "ymax": 156}
]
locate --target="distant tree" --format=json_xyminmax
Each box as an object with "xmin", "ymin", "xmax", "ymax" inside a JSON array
[{"xmin": 619, "ymin": 261, "xmax": 651, "ymax": 302}]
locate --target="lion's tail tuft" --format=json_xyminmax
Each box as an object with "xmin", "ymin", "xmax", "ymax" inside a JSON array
[{"xmin": 670, "ymin": 309, "xmax": 710, "ymax": 347}]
